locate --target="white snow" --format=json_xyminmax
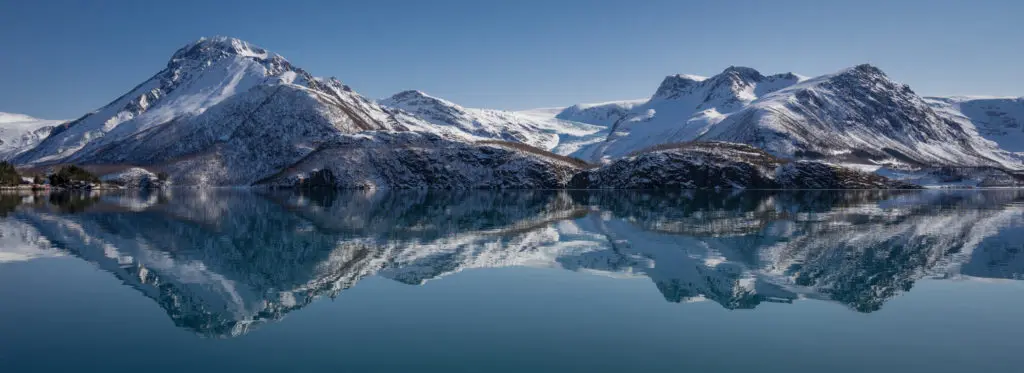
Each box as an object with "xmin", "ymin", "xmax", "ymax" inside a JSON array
[
  {"xmin": 561, "ymin": 65, "xmax": 1022, "ymax": 171},
  {"xmin": 380, "ymin": 90, "xmax": 608, "ymax": 155},
  {"xmin": 925, "ymin": 96, "xmax": 1024, "ymax": 152},
  {"xmin": 0, "ymin": 112, "xmax": 63, "ymax": 160}
]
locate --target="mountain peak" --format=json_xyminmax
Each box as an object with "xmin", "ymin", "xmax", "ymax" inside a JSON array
[
  {"xmin": 653, "ymin": 74, "xmax": 706, "ymax": 99},
  {"xmin": 843, "ymin": 63, "xmax": 887, "ymax": 78},
  {"xmin": 170, "ymin": 36, "xmax": 275, "ymax": 64},
  {"xmin": 766, "ymin": 72, "xmax": 803, "ymax": 81},
  {"xmin": 384, "ymin": 90, "xmax": 460, "ymax": 108},
  {"xmin": 721, "ymin": 66, "xmax": 763, "ymax": 81},
  {"xmin": 391, "ymin": 89, "xmax": 432, "ymax": 100},
  {"xmin": 823, "ymin": 64, "xmax": 900, "ymax": 92}
]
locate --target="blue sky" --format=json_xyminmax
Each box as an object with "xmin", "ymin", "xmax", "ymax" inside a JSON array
[{"xmin": 2, "ymin": 0, "xmax": 1022, "ymax": 119}]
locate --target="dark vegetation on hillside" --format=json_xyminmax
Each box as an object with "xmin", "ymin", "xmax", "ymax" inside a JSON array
[
  {"xmin": 0, "ymin": 162, "xmax": 21, "ymax": 186},
  {"xmin": 476, "ymin": 140, "xmax": 595, "ymax": 169},
  {"xmin": 49, "ymin": 165, "xmax": 100, "ymax": 187}
]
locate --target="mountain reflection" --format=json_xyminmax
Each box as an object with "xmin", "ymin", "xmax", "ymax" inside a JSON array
[{"xmin": 2, "ymin": 189, "xmax": 1023, "ymax": 337}]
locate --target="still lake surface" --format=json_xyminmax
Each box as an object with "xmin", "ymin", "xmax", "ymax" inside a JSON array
[{"xmin": 0, "ymin": 189, "xmax": 1022, "ymax": 372}]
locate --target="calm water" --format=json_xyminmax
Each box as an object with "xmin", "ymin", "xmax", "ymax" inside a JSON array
[{"xmin": 1, "ymin": 189, "xmax": 1023, "ymax": 372}]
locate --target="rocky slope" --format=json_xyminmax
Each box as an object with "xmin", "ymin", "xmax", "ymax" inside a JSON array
[
  {"xmin": 0, "ymin": 112, "xmax": 62, "ymax": 160},
  {"xmin": 255, "ymin": 132, "xmax": 585, "ymax": 189},
  {"xmin": 568, "ymin": 142, "xmax": 916, "ymax": 189}
]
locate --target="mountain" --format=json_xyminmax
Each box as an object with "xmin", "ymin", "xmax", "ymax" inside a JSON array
[
  {"xmin": 8, "ymin": 37, "xmax": 601, "ymax": 187},
  {"xmin": 8, "ymin": 37, "xmax": 1015, "ymax": 189},
  {"xmin": 568, "ymin": 67, "xmax": 804, "ymax": 161},
  {"xmin": 563, "ymin": 65, "xmax": 1022, "ymax": 171},
  {"xmin": 380, "ymin": 90, "xmax": 607, "ymax": 155},
  {"xmin": 11, "ymin": 37, "xmax": 412, "ymax": 184},
  {"xmin": 0, "ymin": 112, "xmax": 62, "ymax": 160},
  {"xmin": 925, "ymin": 96, "xmax": 1024, "ymax": 152}
]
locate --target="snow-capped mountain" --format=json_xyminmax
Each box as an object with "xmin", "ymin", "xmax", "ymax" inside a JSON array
[
  {"xmin": 925, "ymin": 96, "xmax": 1024, "ymax": 152},
  {"xmin": 0, "ymin": 112, "xmax": 62, "ymax": 160},
  {"xmin": 11, "ymin": 37, "xmax": 414, "ymax": 184},
  {"xmin": 563, "ymin": 65, "xmax": 1022, "ymax": 171},
  {"xmin": 7, "ymin": 37, "xmax": 605, "ymax": 187},
  {"xmin": 568, "ymin": 67, "xmax": 804, "ymax": 161},
  {"xmin": 7, "ymin": 36, "xmax": 1019, "ymax": 189},
  {"xmin": 380, "ymin": 90, "xmax": 607, "ymax": 155}
]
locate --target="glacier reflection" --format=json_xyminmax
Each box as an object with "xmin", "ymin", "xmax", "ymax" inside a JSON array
[{"xmin": 2, "ymin": 189, "xmax": 1023, "ymax": 337}]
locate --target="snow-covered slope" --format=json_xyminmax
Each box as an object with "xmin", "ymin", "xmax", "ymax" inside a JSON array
[
  {"xmin": 0, "ymin": 112, "xmax": 62, "ymax": 160},
  {"xmin": 554, "ymin": 99, "xmax": 646, "ymax": 127},
  {"xmin": 703, "ymin": 66, "xmax": 1018, "ymax": 168},
  {"xmin": 570, "ymin": 67, "xmax": 805, "ymax": 161},
  {"xmin": 925, "ymin": 96, "xmax": 1024, "ymax": 152},
  {"xmin": 12, "ymin": 37, "xmax": 408, "ymax": 184},
  {"xmin": 566, "ymin": 66, "xmax": 1022, "ymax": 171},
  {"xmin": 380, "ymin": 90, "xmax": 607, "ymax": 155}
]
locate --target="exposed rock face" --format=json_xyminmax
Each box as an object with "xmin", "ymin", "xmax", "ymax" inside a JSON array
[
  {"xmin": 775, "ymin": 161, "xmax": 917, "ymax": 189},
  {"xmin": 569, "ymin": 142, "xmax": 916, "ymax": 189},
  {"xmin": 256, "ymin": 132, "xmax": 584, "ymax": 189}
]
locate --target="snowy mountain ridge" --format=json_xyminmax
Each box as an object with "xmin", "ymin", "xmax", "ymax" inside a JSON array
[
  {"xmin": 12, "ymin": 36, "xmax": 402, "ymax": 169},
  {"xmin": 6, "ymin": 37, "xmax": 620, "ymax": 188},
  {"xmin": 556, "ymin": 65, "xmax": 1022, "ymax": 172},
  {"xmin": 0, "ymin": 112, "xmax": 63, "ymax": 160},
  {"xmin": 379, "ymin": 89, "xmax": 608, "ymax": 155},
  {"xmin": 4, "ymin": 36, "xmax": 1022, "ymax": 188}
]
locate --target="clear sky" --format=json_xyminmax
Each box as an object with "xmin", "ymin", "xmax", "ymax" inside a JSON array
[{"xmin": 1, "ymin": 0, "xmax": 1022, "ymax": 119}]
